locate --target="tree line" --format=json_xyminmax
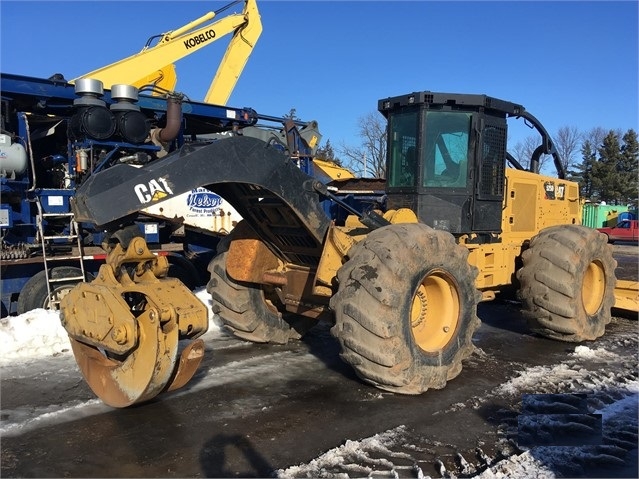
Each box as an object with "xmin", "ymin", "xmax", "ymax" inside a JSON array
[
  {"xmin": 314, "ymin": 111, "xmax": 638, "ymax": 206},
  {"xmin": 512, "ymin": 126, "xmax": 638, "ymax": 206}
]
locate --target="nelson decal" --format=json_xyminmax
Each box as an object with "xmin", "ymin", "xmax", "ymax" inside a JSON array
[{"xmin": 186, "ymin": 188, "xmax": 223, "ymax": 215}]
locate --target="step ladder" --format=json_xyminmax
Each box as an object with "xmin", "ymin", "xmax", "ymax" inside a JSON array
[{"xmin": 35, "ymin": 199, "xmax": 87, "ymax": 310}]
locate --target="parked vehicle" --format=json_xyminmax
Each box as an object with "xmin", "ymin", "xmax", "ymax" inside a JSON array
[{"xmin": 598, "ymin": 219, "xmax": 639, "ymax": 243}]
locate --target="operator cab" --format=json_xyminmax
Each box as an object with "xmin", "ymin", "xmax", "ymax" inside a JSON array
[{"xmin": 379, "ymin": 92, "xmax": 523, "ymax": 239}]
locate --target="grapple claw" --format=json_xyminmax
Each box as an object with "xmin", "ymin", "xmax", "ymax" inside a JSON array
[
  {"xmin": 69, "ymin": 308, "xmax": 179, "ymax": 408},
  {"xmin": 166, "ymin": 339, "xmax": 206, "ymax": 392},
  {"xmin": 60, "ymin": 237, "xmax": 208, "ymax": 407}
]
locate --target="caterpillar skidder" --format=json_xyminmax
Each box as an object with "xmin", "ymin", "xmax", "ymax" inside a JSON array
[{"xmin": 60, "ymin": 90, "xmax": 636, "ymax": 407}]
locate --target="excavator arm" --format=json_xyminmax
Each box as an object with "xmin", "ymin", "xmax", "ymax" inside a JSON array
[{"xmin": 73, "ymin": 0, "xmax": 261, "ymax": 105}]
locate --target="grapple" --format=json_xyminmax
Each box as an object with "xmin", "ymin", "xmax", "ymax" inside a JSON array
[{"xmin": 60, "ymin": 237, "xmax": 208, "ymax": 407}]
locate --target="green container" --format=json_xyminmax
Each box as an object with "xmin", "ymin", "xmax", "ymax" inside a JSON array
[{"xmin": 582, "ymin": 203, "xmax": 629, "ymax": 228}]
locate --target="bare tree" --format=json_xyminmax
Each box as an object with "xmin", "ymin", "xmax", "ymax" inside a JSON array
[
  {"xmin": 554, "ymin": 126, "xmax": 582, "ymax": 173},
  {"xmin": 339, "ymin": 111, "xmax": 387, "ymax": 178},
  {"xmin": 583, "ymin": 126, "xmax": 615, "ymax": 151},
  {"xmin": 512, "ymin": 135, "xmax": 552, "ymax": 171},
  {"xmin": 511, "ymin": 138, "xmax": 531, "ymax": 169}
]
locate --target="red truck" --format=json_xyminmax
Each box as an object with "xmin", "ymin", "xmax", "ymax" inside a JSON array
[{"xmin": 597, "ymin": 219, "xmax": 639, "ymax": 243}]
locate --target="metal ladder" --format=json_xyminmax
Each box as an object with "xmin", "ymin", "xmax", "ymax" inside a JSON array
[{"xmin": 35, "ymin": 199, "xmax": 87, "ymax": 309}]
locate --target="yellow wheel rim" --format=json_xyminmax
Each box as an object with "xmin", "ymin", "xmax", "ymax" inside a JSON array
[
  {"xmin": 582, "ymin": 260, "xmax": 606, "ymax": 315},
  {"xmin": 411, "ymin": 269, "xmax": 460, "ymax": 353}
]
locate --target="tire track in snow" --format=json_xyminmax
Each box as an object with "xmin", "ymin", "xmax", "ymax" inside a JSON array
[{"xmin": 276, "ymin": 322, "xmax": 638, "ymax": 478}]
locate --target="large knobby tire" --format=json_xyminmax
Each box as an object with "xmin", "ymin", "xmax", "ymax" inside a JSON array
[
  {"xmin": 330, "ymin": 223, "xmax": 481, "ymax": 395},
  {"xmin": 17, "ymin": 266, "xmax": 92, "ymax": 314},
  {"xmin": 206, "ymin": 252, "xmax": 313, "ymax": 344},
  {"xmin": 516, "ymin": 224, "xmax": 617, "ymax": 342}
]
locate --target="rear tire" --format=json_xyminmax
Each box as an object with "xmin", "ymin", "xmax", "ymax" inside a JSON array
[
  {"xmin": 330, "ymin": 223, "xmax": 481, "ymax": 394},
  {"xmin": 516, "ymin": 225, "xmax": 616, "ymax": 342},
  {"xmin": 17, "ymin": 266, "xmax": 92, "ymax": 314},
  {"xmin": 206, "ymin": 252, "xmax": 312, "ymax": 344}
]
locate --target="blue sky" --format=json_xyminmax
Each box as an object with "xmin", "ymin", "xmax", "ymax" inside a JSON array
[{"xmin": 1, "ymin": 0, "xmax": 637, "ymax": 153}]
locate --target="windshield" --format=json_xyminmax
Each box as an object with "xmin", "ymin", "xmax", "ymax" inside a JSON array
[
  {"xmin": 422, "ymin": 111, "xmax": 471, "ymax": 188},
  {"xmin": 387, "ymin": 109, "xmax": 471, "ymax": 189}
]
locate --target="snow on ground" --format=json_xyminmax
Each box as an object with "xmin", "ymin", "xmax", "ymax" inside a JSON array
[
  {"xmin": 0, "ymin": 308, "xmax": 69, "ymax": 362},
  {"xmin": 1, "ymin": 294, "xmax": 637, "ymax": 478},
  {"xmin": 0, "ymin": 288, "xmax": 223, "ymax": 365},
  {"xmin": 276, "ymin": 386, "xmax": 638, "ymax": 478},
  {"xmin": 275, "ymin": 388, "xmax": 638, "ymax": 478},
  {"xmin": 276, "ymin": 339, "xmax": 639, "ymax": 478}
]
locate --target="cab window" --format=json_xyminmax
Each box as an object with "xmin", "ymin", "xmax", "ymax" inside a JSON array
[
  {"xmin": 421, "ymin": 111, "xmax": 471, "ymax": 188},
  {"xmin": 388, "ymin": 109, "xmax": 419, "ymax": 188}
]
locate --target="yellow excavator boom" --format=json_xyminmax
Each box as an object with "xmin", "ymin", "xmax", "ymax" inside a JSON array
[
  {"xmin": 73, "ymin": 0, "xmax": 261, "ymax": 105},
  {"xmin": 203, "ymin": 1, "xmax": 262, "ymax": 105}
]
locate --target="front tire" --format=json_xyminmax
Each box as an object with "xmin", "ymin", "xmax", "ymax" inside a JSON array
[
  {"xmin": 330, "ymin": 223, "xmax": 481, "ymax": 395},
  {"xmin": 516, "ymin": 225, "xmax": 616, "ymax": 342}
]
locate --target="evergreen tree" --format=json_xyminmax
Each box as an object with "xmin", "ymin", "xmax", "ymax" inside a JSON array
[
  {"xmin": 618, "ymin": 129, "xmax": 639, "ymax": 204},
  {"xmin": 592, "ymin": 131, "xmax": 623, "ymax": 203},
  {"xmin": 283, "ymin": 108, "xmax": 298, "ymax": 120},
  {"xmin": 570, "ymin": 139, "xmax": 596, "ymax": 199},
  {"xmin": 315, "ymin": 139, "xmax": 341, "ymax": 164},
  {"xmin": 586, "ymin": 130, "xmax": 638, "ymax": 205}
]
